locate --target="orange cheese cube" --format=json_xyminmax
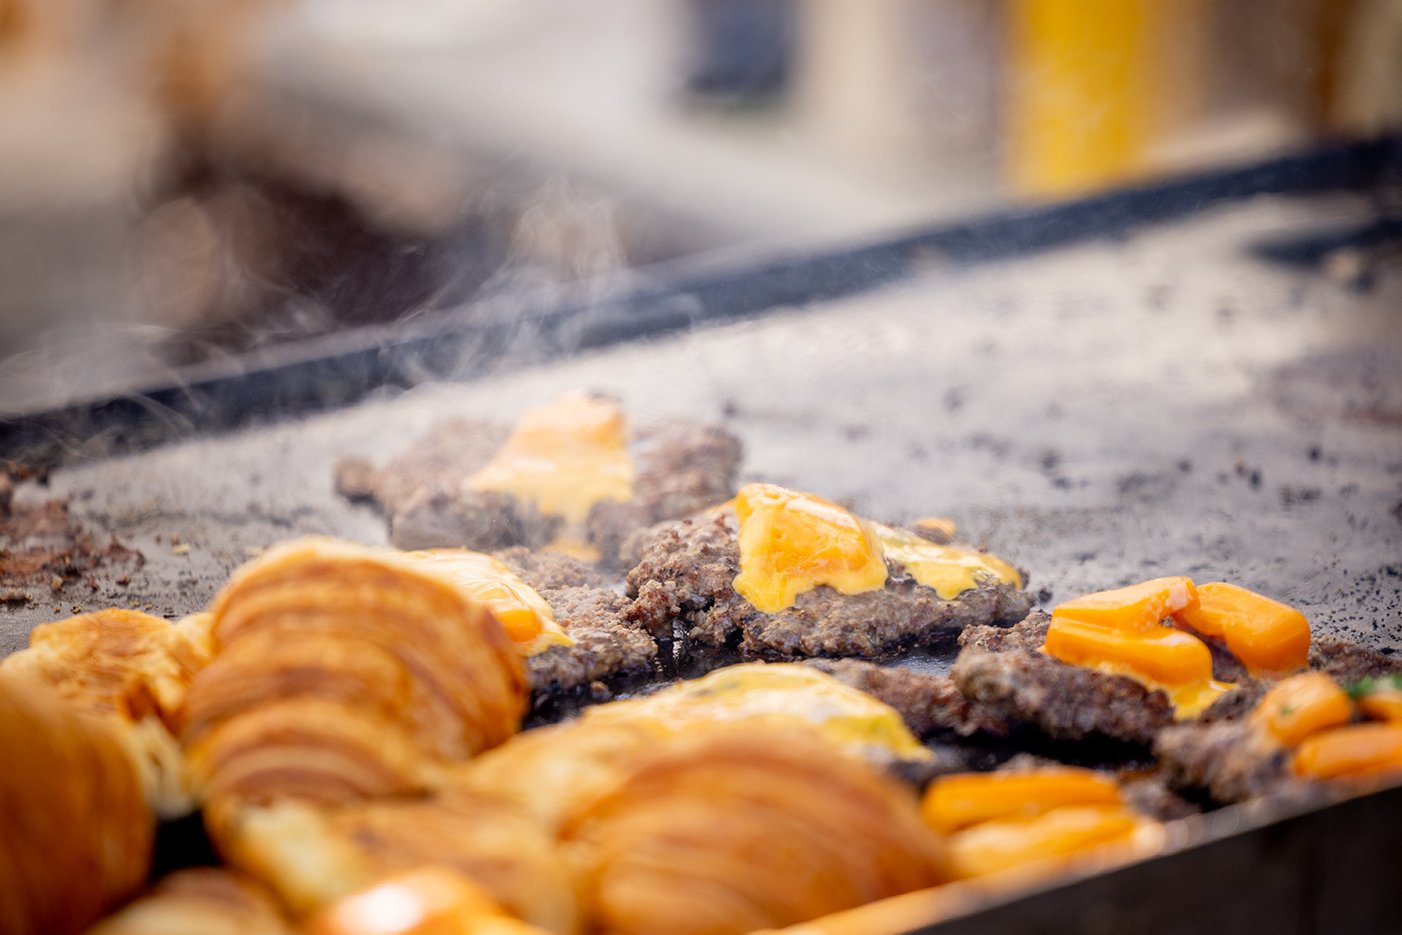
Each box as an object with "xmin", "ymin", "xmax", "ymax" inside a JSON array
[
  {"xmin": 1250, "ymin": 672, "xmax": 1352, "ymax": 747},
  {"xmin": 945, "ymin": 806, "xmax": 1144, "ymax": 880},
  {"xmin": 921, "ymin": 768, "xmax": 1123, "ymax": 834},
  {"xmin": 1043, "ymin": 617, "xmax": 1214, "ymax": 687},
  {"xmin": 1175, "ymin": 582, "xmax": 1310, "ymax": 675},
  {"xmin": 1358, "ymin": 686, "xmax": 1402, "ymax": 723},
  {"xmin": 1291, "ymin": 723, "xmax": 1402, "ymax": 781},
  {"xmin": 1052, "ymin": 577, "xmax": 1199, "ymax": 631}
]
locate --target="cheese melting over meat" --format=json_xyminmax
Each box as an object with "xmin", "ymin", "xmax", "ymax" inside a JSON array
[
  {"xmin": 731, "ymin": 483, "xmax": 1022, "ymax": 613},
  {"xmin": 581, "ymin": 662, "xmax": 932, "ymax": 763},
  {"xmin": 466, "ymin": 393, "xmax": 635, "ymax": 558},
  {"xmin": 874, "ymin": 523, "xmax": 1023, "ymax": 600},
  {"xmin": 732, "ymin": 484, "xmax": 888, "ymax": 612},
  {"xmin": 1043, "ymin": 617, "xmax": 1231, "ymax": 719},
  {"xmin": 404, "ymin": 549, "xmax": 572, "ymax": 656}
]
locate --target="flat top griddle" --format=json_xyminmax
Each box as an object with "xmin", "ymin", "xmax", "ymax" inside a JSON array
[{"xmin": 2, "ymin": 142, "xmax": 1401, "ymax": 932}]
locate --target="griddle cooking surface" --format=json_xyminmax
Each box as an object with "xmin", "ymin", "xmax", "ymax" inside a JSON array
[{"xmin": 2, "ymin": 193, "xmax": 1400, "ymax": 661}]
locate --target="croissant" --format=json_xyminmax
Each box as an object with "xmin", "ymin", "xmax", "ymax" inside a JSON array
[
  {"xmin": 1, "ymin": 609, "xmax": 213, "ymax": 818},
  {"xmin": 85, "ymin": 869, "xmax": 294, "ymax": 935},
  {"xmin": 452, "ymin": 662, "xmax": 934, "ymax": 830},
  {"xmin": 447, "ymin": 718, "xmax": 663, "ymax": 829},
  {"xmin": 181, "ymin": 537, "xmax": 528, "ymax": 825},
  {"xmin": 559, "ymin": 725, "xmax": 949, "ymax": 935},
  {"xmin": 1, "ymin": 609, "xmax": 211, "ymax": 720},
  {"xmin": 0, "ymin": 672, "xmax": 153, "ymax": 935},
  {"xmin": 220, "ymin": 790, "xmax": 579, "ymax": 934},
  {"xmin": 307, "ymin": 867, "xmax": 556, "ymax": 935}
]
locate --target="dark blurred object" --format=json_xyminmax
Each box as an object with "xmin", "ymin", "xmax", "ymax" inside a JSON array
[
  {"xmin": 1251, "ymin": 216, "xmax": 1402, "ymax": 293},
  {"xmin": 682, "ymin": 0, "xmax": 793, "ymax": 104}
]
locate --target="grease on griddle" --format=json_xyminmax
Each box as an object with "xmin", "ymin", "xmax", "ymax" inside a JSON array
[{"xmin": 0, "ymin": 490, "xmax": 142, "ymax": 604}]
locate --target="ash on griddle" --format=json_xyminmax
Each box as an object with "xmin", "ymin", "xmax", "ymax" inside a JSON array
[{"xmin": 0, "ymin": 493, "xmax": 142, "ymax": 603}]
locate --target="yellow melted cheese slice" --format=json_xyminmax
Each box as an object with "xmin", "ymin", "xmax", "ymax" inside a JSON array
[
  {"xmin": 467, "ymin": 393, "xmax": 634, "ymax": 559},
  {"xmin": 731, "ymin": 484, "xmax": 888, "ymax": 613},
  {"xmin": 874, "ymin": 522, "xmax": 1023, "ymax": 599},
  {"xmin": 1042, "ymin": 617, "xmax": 1232, "ymax": 719},
  {"xmin": 730, "ymin": 483, "xmax": 1023, "ymax": 612},
  {"xmin": 582, "ymin": 662, "xmax": 932, "ymax": 763},
  {"xmin": 404, "ymin": 548, "xmax": 573, "ymax": 656}
]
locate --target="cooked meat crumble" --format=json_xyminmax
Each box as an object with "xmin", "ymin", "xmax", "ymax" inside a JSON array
[
  {"xmin": 493, "ymin": 548, "xmax": 657, "ymax": 696},
  {"xmin": 625, "ymin": 511, "xmax": 1032, "ymax": 663},
  {"xmin": 335, "ymin": 419, "xmax": 508, "ymax": 514},
  {"xmin": 1155, "ymin": 635, "xmax": 1402, "ymax": 805},
  {"xmin": 337, "ymin": 418, "xmax": 741, "ymax": 567},
  {"xmin": 1154, "ymin": 720, "xmax": 1286, "ymax": 805},
  {"xmin": 801, "ymin": 658, "xmax": 1009, "ymax": 738},
  {"xmin": 1309, "ymin": 634, "xmax": 1402, "ymax": 685}
]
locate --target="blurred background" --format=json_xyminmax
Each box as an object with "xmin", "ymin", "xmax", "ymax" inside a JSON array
[{"xmin": 1, "ymin": 0, "xmax": 1399, "ymax": 412}]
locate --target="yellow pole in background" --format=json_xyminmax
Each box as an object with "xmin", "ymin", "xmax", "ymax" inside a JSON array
[{"xmin": 1006, "ymin": 0, "xmax": 1207, "ymax": 198}]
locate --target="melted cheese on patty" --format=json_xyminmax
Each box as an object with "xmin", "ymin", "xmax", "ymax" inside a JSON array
[
  {"xmin": 405, "ymin": 549, "xmax": 572, "ymax": 656},
  {"xmin": 467, "ymin": 392, "xmax": 634, "ymax": 559},
  {"xmin": 730, "ymin": 483, "xmax": 1022, "ymax": 613}
]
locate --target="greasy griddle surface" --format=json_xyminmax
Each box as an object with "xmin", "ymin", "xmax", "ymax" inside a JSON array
[{"xmin": 2, "ymin": 193, "xmax": 1400, "ymax": 662}]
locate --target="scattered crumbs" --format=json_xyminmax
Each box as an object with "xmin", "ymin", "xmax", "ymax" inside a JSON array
[
  {"xmin": 115, "ymin": 575, "xmax": 130, "ymax": 586},
  {"xmin": 0, "ymin": 587, "xmax": 33, "ymax": 605},
  {"xmin": 154, "ymin": 533, "xmax": 162, "ymax": 543},
  {"xmin": 70, "ymin": 605, "xmax": 81, "ymax": 614},
  {"xmin": 171, "ymin": 543, "xmax": 191, "ymax": 556},
  {"xmin": 52, "ymin": 606, "xmax": 60, "ymax": 614},
  {"xmin": 169, "ymin": 533, "xmax": 182, "ymax": 546},
  {"xmin": 48, "ymin": 575, "xmax": 63, "ymax": 592},
  {"xmin": 1233, "ymin": 460, "xmax": 1263, "ymax": 489},
  {"xmin": 1280, "ymin": 486, "xmax": 1322, "ymax": 507}
]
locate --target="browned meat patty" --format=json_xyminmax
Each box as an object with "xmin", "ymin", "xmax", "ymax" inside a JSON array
[
  {"xmin": 495, "ymin": 546, "xmax": 613, "ymax": 590},
  {"xmin": 1118, "ymin": 771, "xmax": 1202, "ymax": 821},
  {"xmin": 625, "ymin": 512, "xmax": 1031, "ymax": 663},
  {"xmin": 493, "ymin": 549, "xmax": 657, "ymax": 696},
  {"xmin": 338, "ymin": 418, "xmax": 741, "ymax": 567},
  {"xmin": 1154, "ymin": 636, "xmax": 1402, "ymax": 805},
  {"xmin": 1153, "ymin": 719, "xmax": 1287, "ymax": 805},
  {"xmin": 393, "ymin": 489, "xmax": 559, "ymax": 554},
  {"xmin": 1309, "ymin": 634, "xmax": 1402, "ymax": 685},
  {"xmin": 335, "ymin": 419, "xmax": 508, "ymax": 513},
  {"xmin": 801, "ymin": 658, "xmax": 1009, "ymax": 738},
  {"xmin": 588, "ymin": 422, "xmax": 744, "ymax": 568},
  {"xmin": 1194, "ymin": 682, "xmax": 1268, "ymax": 723},
  {"xmin": 950, "ymin": 614, "xmax": 1175, "ymax": 746}
]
